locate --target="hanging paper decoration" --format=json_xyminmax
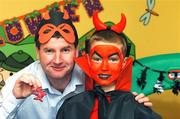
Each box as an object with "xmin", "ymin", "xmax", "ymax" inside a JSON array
[
  {"xmin": 4, "ymin": 18, "xmax": 24, "ymax": 44},
  {"xmin": 47, "ymin": 2, "xmax": 60, "ymax": 11},
  {"xmin": 82, "ymin": 0, "xmax": 103, "ymax": 17},
  {"xmin": 70, "ymin": 0, "xmax": 79, "ymax": 6},
  {"xmin": 64, "ymin": 3, "xmax": 79, "ymax": 22},
  {"xmin": 0, "ymin": 0, "xmax": 103, "ymax": 45},
  {"xmin": 139, "ymin": 0, "xmax": 159, "ymax": 25},
  {"xmin": 24, "ymin": 10, "xmax": 42, "ymax": 35}
]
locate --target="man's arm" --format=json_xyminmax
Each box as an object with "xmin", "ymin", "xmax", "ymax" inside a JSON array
[
  {"xmin": 0, "ymin": 73, "xmax": 24, "ymax": 119},
  {"xmin": 0, "ymin": 73, "xmax": 41, "ymax": 119},
  {"xmin": 12, "ymin": 74, "xmax": 41, "ymax": 99}
]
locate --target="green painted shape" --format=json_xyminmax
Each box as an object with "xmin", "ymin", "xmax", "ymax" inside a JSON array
[
  {"xmin": 1, "ymin": 50, "xmax": 34, "ymax": 72},
  {"xmin": 17, "ymin": 35, "xmax": 35, "ymax": 45},
  {"xmin": 131, "ymin": 53, "xmax": 180, "ymax": 95},
  {"xmin": 0, "ymin": 25, "xmax": 8, "ymax": 42},
  {"xmin": 0, "ymin": 43, "xmax": 36, "ymax": 60}
]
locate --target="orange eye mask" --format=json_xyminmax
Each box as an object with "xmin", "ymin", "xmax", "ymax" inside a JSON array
[{"xmin": 38, "ymin": 23, "xmax": 75, "ymax": 44}]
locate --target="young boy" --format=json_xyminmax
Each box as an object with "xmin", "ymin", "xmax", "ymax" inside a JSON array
[{"xmin": 56, "ymin": 11, "xmax": 162, "ymax": 119}]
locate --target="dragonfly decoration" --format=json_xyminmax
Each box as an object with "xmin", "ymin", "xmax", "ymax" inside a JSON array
[{"xmin": 139, "ymin": 0, "xmax": 159, "ymax": 25}]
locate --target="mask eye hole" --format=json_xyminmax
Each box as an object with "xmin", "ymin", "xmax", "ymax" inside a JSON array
[
  {"xmin": 43, "ymin": 29, "xmax": 51, "ymax": 34},
  {"xmin": 63, "ymin": 29, "xmax": 70, "ymax": 33}
]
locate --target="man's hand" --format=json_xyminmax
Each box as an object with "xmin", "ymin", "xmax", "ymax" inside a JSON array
[
  {"xmin": 132, "ymin": 92, "xmax": 152, "ymax": 107},
  {"xmin": 13, "ymin": 73, "xmax": 41, "ymax": 99}
]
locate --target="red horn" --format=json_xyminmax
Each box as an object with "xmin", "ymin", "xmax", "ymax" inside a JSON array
[
  {"xmin": 63, "ymin": 9, "xmax": 70, "ymax": 19},
  {"xmin": 92, "ymin": 11, "xmax": 107, "ymax": 31},
  {"xmin": 111, "ymin": 13, "xmax": 126, "ymax": 33}
]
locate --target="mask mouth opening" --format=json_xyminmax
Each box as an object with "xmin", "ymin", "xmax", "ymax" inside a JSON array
[{"xmin": 98, "ymin": 74, "xmax": 111, "ymax": 80}]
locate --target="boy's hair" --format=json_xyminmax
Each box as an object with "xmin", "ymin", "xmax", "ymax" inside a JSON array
[
  {"xmin": 86, "ymin": 30, "xmax": 129, "ymax": 57},
  {"xmin": 35, "ymin": 10, "xmax": 78, "ymax": 49}
]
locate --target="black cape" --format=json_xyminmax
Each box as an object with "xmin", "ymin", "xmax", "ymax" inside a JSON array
[{"xmin": 56, "ymin": 90, "xmax": 162, "ymax": 119}]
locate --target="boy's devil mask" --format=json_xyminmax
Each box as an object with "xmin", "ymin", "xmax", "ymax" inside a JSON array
[
  {"xmin": 75, "ymin": 11, "xmax": 133, "ymax": 91},
  {"xmin": 36, "ymin": 10, "xmax": 78, "ymax": 46},
  {"xmin": 89, "ymin": 45, "xmax": 125, "ymax": 86}
]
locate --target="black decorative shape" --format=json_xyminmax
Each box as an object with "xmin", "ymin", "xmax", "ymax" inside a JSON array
[
  {"xmin": 137, "ymin": 67, "xmax": 148, "ymax": 90},
  {"xmin": 172, "ymin": 80, "xmax": 180, "ymax": 95},
  {"xmin": 0, "ymin": 80, "xmax": 5, "ymax": 86},
  {"xmin": 158, "ymin": 72, "xmax": 165, "ymax": 81},
  {"xmin": 154, "ymin": 72, "xmax": 165, "ymax": 94}
]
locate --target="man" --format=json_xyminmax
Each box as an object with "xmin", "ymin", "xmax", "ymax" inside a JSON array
[
  {"xmin": 0, "ymin": 10, "xmax": 151, "ymax": 119},
  {"xmin": 56, "ymin": 11, "xmax": 161, "ymax": 119}
]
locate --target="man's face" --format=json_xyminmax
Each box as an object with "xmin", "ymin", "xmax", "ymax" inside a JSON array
[
  {"xmin": 36, "ymin": 37, "xmax": 77, "ymax": 81},
  {"xmin": 89, "ymin": 41, "xmax": 124, "ymax": 86}
]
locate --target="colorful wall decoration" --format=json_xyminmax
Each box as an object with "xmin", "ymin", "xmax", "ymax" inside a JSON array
[{"xmin": 0, "ymin": 0, "xmax": 180, "ymax": 119}]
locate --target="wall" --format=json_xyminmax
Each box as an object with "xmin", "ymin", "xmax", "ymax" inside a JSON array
[{"xmin": 0, "ymin": 0, "xmax": 179, "ymax": 119}]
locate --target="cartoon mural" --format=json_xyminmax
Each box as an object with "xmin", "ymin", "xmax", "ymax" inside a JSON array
[
  {"xmin": 0, "ymin": 51, "xmax": 7, "ymax": 89},
  {"xmin": 0, "ymin": 0, "xmax": 179, "ymax": 119},
  {"xmin": 132, "ymin": 53, "xmax": 180, "ymax": 95},
  {"xmin": 0, "ymin": 50, "xmax": 34, "ymax": 89}
]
